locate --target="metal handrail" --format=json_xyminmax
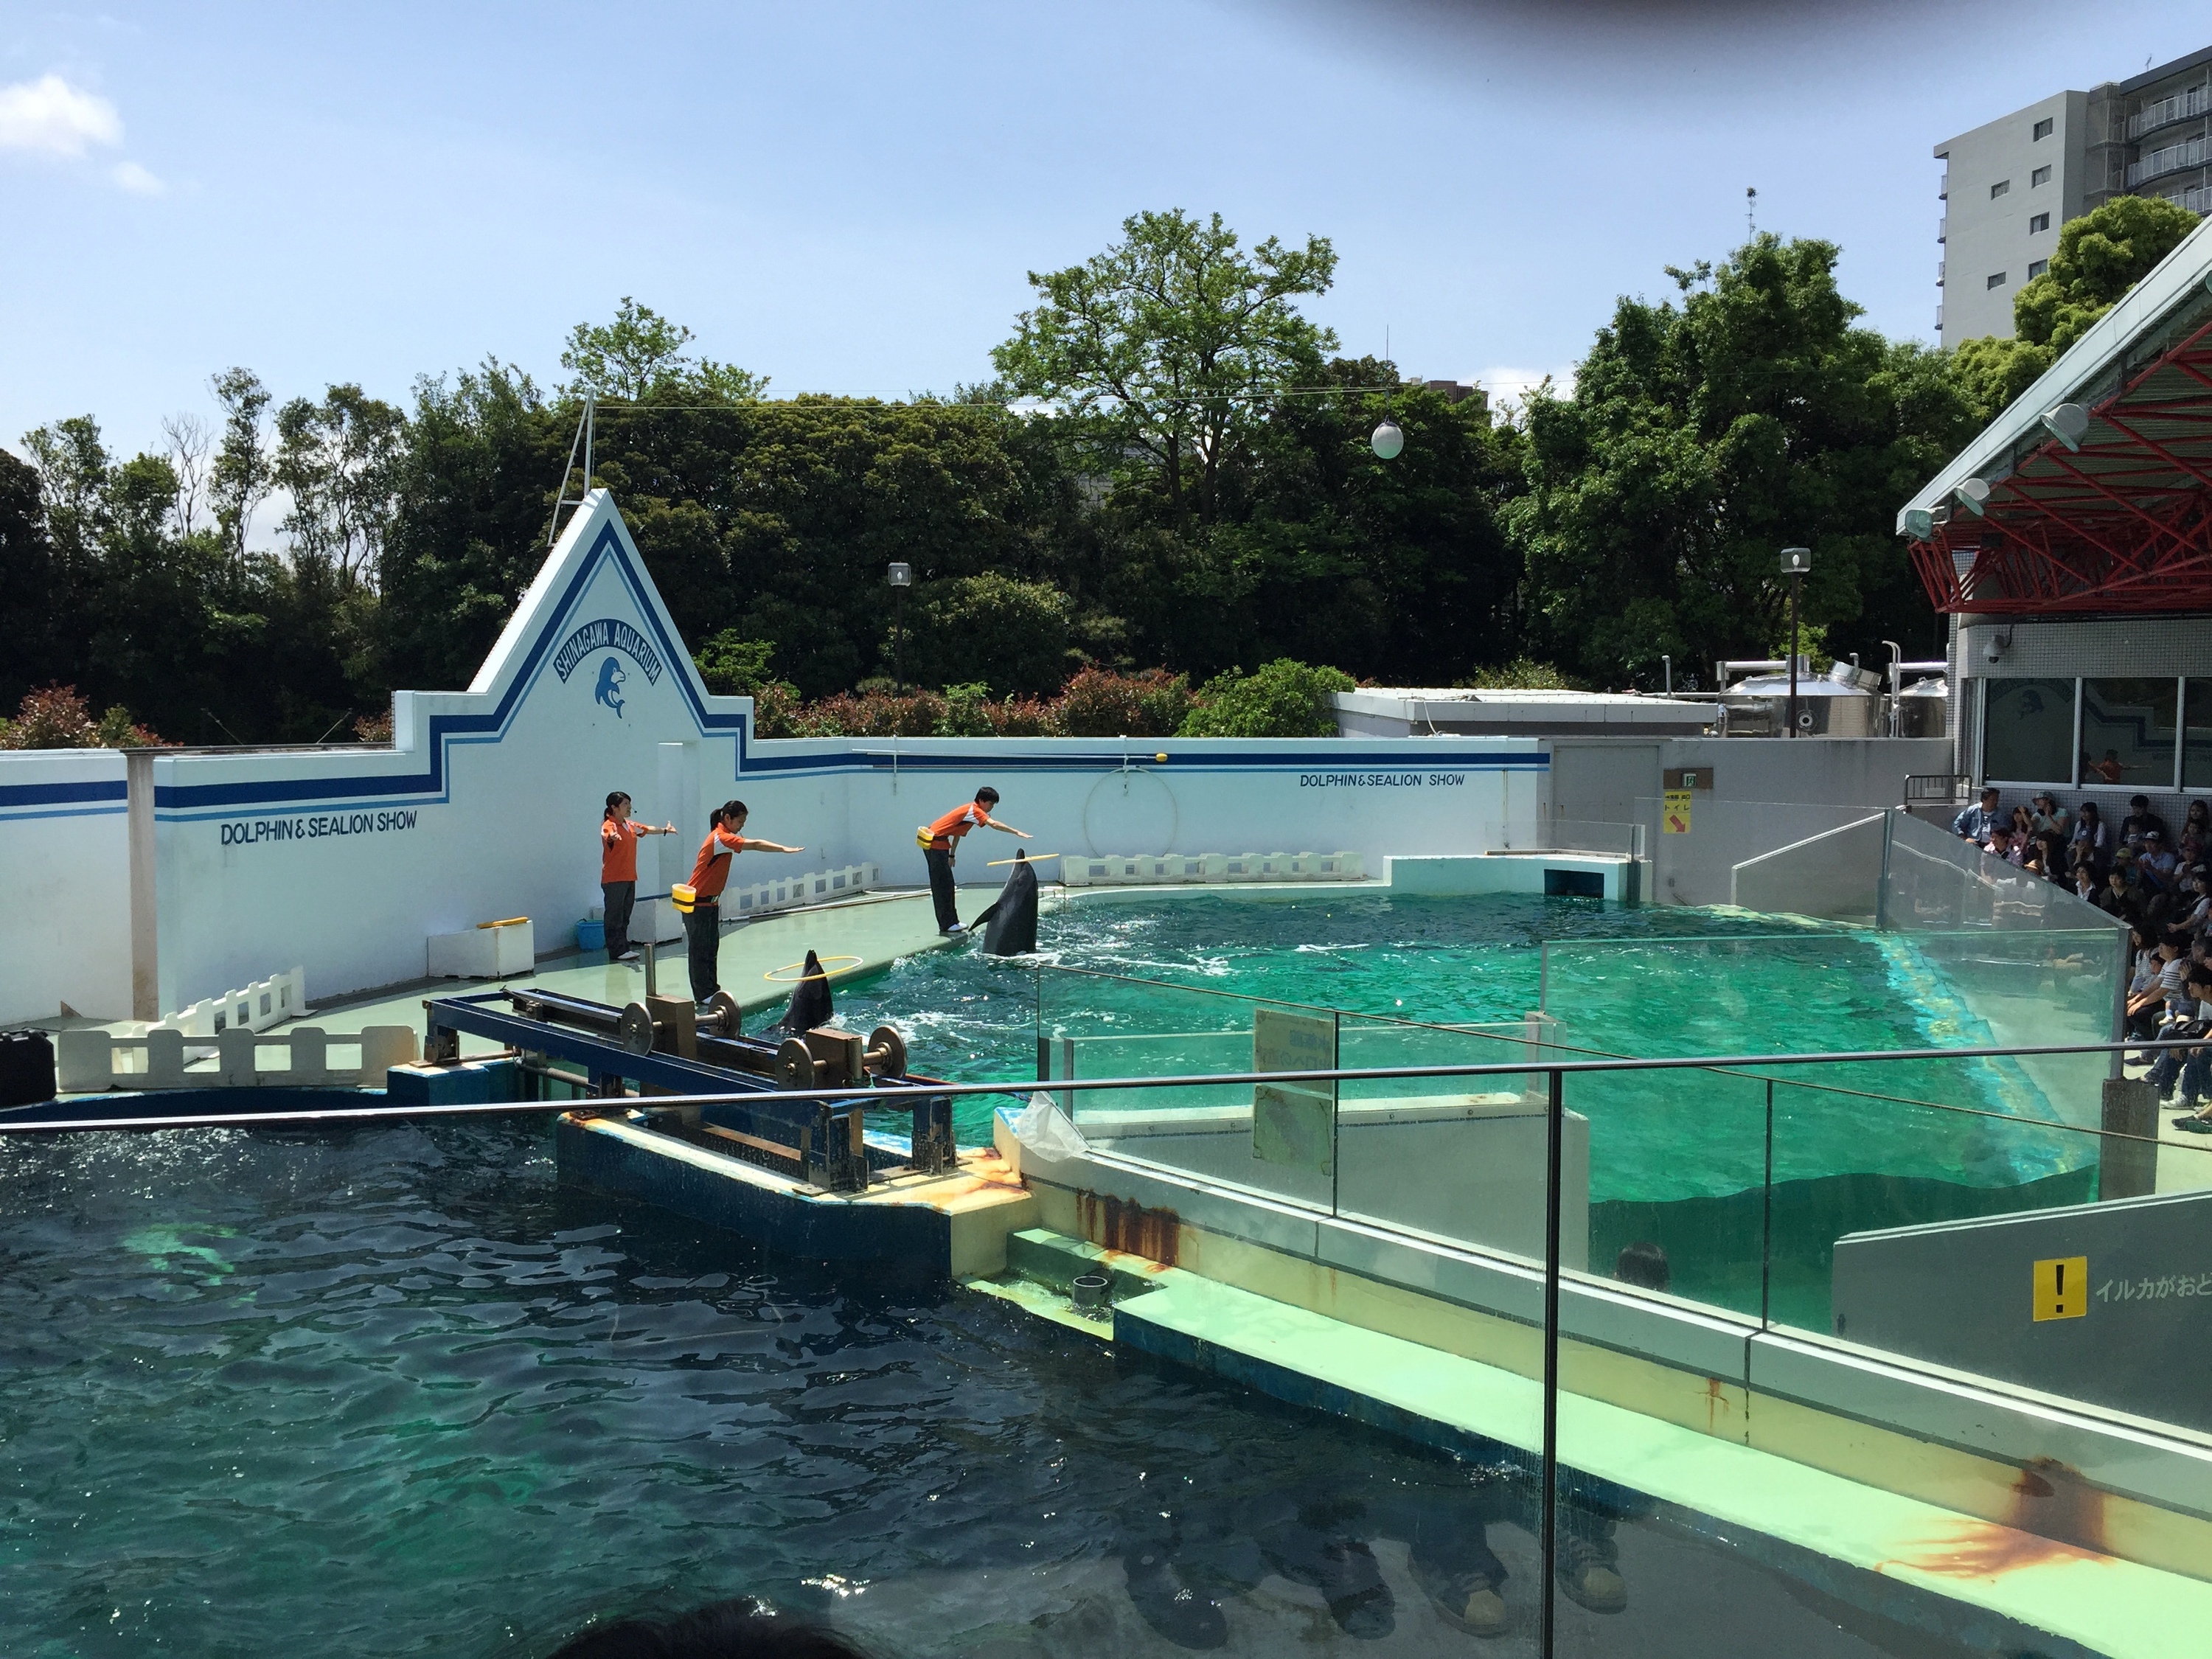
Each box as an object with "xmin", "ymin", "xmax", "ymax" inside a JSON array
[{"xmin": 4, "ymin": 1032, "xmax": 2202, "ymax": 1135}]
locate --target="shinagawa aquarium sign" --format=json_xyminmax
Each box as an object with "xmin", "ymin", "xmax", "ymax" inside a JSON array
[{"xmin": 552, "ymin": 619, "xmax": 665, "ymax": 720}]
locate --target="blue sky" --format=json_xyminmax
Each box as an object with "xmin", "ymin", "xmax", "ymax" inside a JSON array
[{"xmin": 4, "ymin": 1, "xmax": 2208, "ymax": 465}]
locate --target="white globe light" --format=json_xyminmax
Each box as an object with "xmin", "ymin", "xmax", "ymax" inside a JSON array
[{"xmin": 1370, "ymin": 420, "xmax": 1404, "ymax": 460}]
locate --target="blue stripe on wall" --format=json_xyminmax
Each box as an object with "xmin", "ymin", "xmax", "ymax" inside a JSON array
[{"xmin": 0, "ymin": 779, "xmax": 127, "ymax": 809}]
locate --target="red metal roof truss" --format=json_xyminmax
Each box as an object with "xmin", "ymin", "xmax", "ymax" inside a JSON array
[{"xmin": 1909, "ymin": 319, "xmax": 2212, "ymax": 613}]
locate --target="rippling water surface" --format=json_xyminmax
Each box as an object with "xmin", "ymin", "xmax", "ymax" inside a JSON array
[{"xmin": 2, "ymin": 1119, "xmax": 1921, "ymax": 1658}]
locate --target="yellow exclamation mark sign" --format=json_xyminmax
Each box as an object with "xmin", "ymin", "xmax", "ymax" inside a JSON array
[{"xmin": 2034, "ymin": 1256, "xmax": 2088, "ymax": 1321}]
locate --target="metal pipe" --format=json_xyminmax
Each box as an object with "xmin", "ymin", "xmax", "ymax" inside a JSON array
[{"xmin": 1539, "ymin": 1066, "xmax": 1563, "ymax": 1659}]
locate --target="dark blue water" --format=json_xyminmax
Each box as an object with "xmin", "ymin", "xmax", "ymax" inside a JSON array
[{"xmin": 0, "ymin": 1119, "xmax": 1938, "ymax": 1658}]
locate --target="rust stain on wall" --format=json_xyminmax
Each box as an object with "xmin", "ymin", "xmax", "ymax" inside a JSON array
[
  {"xmin": 1881, "ymin": 1460, "xmax": 2112, "ymax": 1579},
  {"xmin": 1076, "ymin": 1191, "xmax": 1181, "ymax": 1267},
  {"xmin": 1703, "ymin": 1377, "xmax": 1733, "ymax": 1435}
]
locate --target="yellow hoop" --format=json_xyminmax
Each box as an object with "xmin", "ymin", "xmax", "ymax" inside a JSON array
[
  {"xmin": 985, "ymin": 851, "xmax": 1062, "ymax": 866},
  {"xmin": 762, "ymin": 954, "xmax": 865, "ymax": 984}
]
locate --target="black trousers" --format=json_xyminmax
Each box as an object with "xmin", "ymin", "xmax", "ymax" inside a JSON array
[
  {"xmin": 925, "ymin": 847, "xmax": 959, "ymax": 931},
  {"xmin": 601, "ymin": 880, "xmax": 636, "ymax": 958},
  {"xmin": 684, "ymin": 903, "xmax": 721, "ymax": 1001}
]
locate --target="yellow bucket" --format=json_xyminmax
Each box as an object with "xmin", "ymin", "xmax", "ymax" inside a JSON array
[
  {"xmin": 914, "ymin": 824, "xmax": 934, "ymax": 849},
  {"xmin": 670, "ymin": 883, "xmax": 698, "ymax": 914}
]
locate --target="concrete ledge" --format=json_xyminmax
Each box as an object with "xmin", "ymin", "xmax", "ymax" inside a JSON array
[
  {"xmin": 1001, "ymin": 1123, "xmax": 2212, "ymax": 1583},
  {"xmin": 1107, "ymin": 1264, "xmax": 2202, "ymax": 1659}
]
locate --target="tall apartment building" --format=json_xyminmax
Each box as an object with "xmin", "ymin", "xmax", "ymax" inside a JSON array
[{"xmin": 1934, "ymin": 44, "xmax": 2212, "ymax": 346}]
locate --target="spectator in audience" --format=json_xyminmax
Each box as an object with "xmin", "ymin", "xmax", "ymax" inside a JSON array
[
  {"xmin": 2126, "ymin": 936, "xmax": 2184, "ymax": 1045},
  {"xmin": 2107, "ymin": 865, "xmax": 2148, "ymax": 928},
  {"xmin": 1987, "ymin": 823, "xmax": 2026, "ymax": 867},
  {"xmin": 2078, "ymin": 863, "xmax": 2112, "ymax": 911},
  {"xmin": 2122, "ymin": 795, "xmax": 2171, "ymax": 848},
  {"xmin": 2182, "ymin": 868, "xmax": 2212, "ymax": 933},
  {"xmin": 2008, "ymin": 804, "xmax": 2035, "ymax": 844},
  {"xmin": 2140, "ymin": 830, "xmax": 2181, "ymax": 891},
  {"xmin": 2029, "ymin": 792, "xmax": 2072, "ymax": 842},
  {"xmin": 2183, "ymin": 800, "xmax": 2211, "ymax": 863},
  {"xmin": 2070, "ymin": 801, "xmax": 2112, "ymax": 879},
  {"xmin": 1952, "ymin": 786, "xmax": 2002, "ymax": 844},
  {"xmin": 2147, "ymin": 969, "xmax": 2212, "ymax": 1116}
]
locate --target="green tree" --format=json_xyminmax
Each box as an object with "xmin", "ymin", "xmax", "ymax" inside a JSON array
[
  {"xmin": 1509, "ymin": 235, "xmax": 1976, "ymax": 686},
  {"xmin": 1949, "ymin": 194, "xmax": 2199, "ymax": 425},
  {"xmin": 274, "ymin": 383, "xmax": 408, "ymax": 588},
  {"xmin": 890, "ymin": 572, "xmax": 1075, "ymax": 695},
  {"xmin": 377, "ymin": 359, "xmax": 566, "ymax": 693},
  {"xmin": 992, "ymin": 209, "xmax": 1338, "ymax": 527},
  {"xmin": 1188, "ymin": 360, "xmax": 1523, "ymax": 683},
  {"xmin": 560, "ymin": 296, "xmax": 768, "ymax": 402},
  {"xmin": 1178, "ymin": 658, "xmax": 1354, "ymax": 737},
  {"xmin": 208, "ymin": 366, "xmax": 274, "ymax": 564},
  {"xmin": 692, "ymin": 630, "xmax": 788, "ymax": 698}
]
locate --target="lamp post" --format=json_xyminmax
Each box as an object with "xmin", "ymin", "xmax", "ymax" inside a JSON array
[
  {"xmin": 888, "ymin": 563, "xmax": 912, "ymax": 694},
  {"xmin": 1781, "ymin": 547, "xmax": 1811, "ymax": 737}
]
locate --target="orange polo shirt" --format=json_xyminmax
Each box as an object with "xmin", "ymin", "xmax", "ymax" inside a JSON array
[
  {"xmin": 689, "ymin": 825, "xmax": 747, "ymax": 899},
  {"xmin": 600, "ymin": 818, "xmax": 645, "ymax": 883},
  {"xmin": 927, "ymin": 803, "xmax": 988, "ymax": 851}
]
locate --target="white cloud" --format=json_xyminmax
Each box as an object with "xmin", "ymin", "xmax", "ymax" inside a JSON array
[
  {"xmin": 0, "ymin": 74, "xmax": 123, "ymax": 158},
  {"xmin": 110, "ymin": 159, "xmax": 162, "ymax": 195}
]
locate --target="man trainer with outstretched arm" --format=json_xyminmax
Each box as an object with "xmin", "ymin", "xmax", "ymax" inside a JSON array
[{"xmin": 920, "ymin": 787, "xmax": 1028, "ymax": 935}]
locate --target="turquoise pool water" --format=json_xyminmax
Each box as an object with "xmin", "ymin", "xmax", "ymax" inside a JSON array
[{"xmin": 808, "ymin": 891, "xmax": 2110, "ymax": 1200}]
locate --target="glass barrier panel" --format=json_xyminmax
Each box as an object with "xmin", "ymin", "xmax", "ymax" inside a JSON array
[
  {"xmin": 1332, "ymin": 1015, "xmax": 1552, "ymax": 1259},
  {"xmin": 1763, "ymin": 1054, "xmax": 2212, "ymax": 1439},
  {"xmin": 1881, "ymin": 806, "xmax": 2129, "ymax": 936},
  {"xmin": 1037, "ymin": 966, "xmax": 1336, "ymax": 1210},
  {"xmin": 1563, "ymin": 1059, "xmax": 1773, "ymax": 1321}
]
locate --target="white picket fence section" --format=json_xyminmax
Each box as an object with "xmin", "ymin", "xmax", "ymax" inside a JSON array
[
  {"xmin": 158, "ymin": 966, "xmax": 308, "ymax": 1036},
  {"xmin": 725, "ymin": 861, "xmax": 881, "ymax": 917},
  {"xmin": 56, "ymin": 1024, "xmax": 420, "ymax": 1093},
  {"xmin": 1059, "ymin": 851, "xmax": 1366, "ymax": 887}
]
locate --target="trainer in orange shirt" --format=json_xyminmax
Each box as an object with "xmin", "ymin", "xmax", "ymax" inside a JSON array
[
  {"xmin": 921, "ymin": 786, "xmax": 1028, "ymax": 935},
  {"xmin": 599, "ymin": 792, "xmax": 676, "ymax": 963},
  {"xmin": 683, "ymin": 799, "xmax": 804, "ymax": 1004}
]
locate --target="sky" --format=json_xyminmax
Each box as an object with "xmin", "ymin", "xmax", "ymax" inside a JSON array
[{"xmin": 4, "ymin": 0, "xmax": 2209, "ymax": 465}]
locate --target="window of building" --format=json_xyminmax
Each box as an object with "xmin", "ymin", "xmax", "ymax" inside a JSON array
[
  {"xmin": 2030, "ymin": 212, "xmax": 2051, "ymax": 233},
  {"xmin": 1991, "ymin": 179, "xmax": 2011, "ymax": 198},
  {"xmin": 1987, "ymin": 271, "xmax": 2008, "ymax": 290},
  {"xmin": 2032, "ymin": 164, "xmax": 2052, "ymax": 186},
  {"xmin": 2184, "ymin": 681, "xmax": 2212, "ymax": 790},
  {"xmin": 2028, "ymin": 258, "xmax": 2050, "ymax": 278},
  {"xmin": 2033, "ymin": 116, "xmax": 2054, "ymax": 140},
  {"xmin": 1983, "ymin": 678, "xmax": 2076, "ymax": 784},
  {"xmin": 2081, "ymin": 679, "xmax": 2179, "ymax": 791}
]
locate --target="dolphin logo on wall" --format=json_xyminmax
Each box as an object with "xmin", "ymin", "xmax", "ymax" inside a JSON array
[{"xmin": 594, "ymin": 657, "xmax": 627, "ymax": 717}]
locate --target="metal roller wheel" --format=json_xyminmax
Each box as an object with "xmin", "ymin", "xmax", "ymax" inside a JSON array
[
  {"xmin": 776, "ymin": 1037, "xmax": 818, "ymax": 1090},
  {"xmin": 706, "ymin": 990, "xmax": 742, "ymax": 1038},
  {"xmin": 864, "ymin": 1025, "xmax": 908, "ymax": 1079},
  {"xmin": 616, "ymin": 1001, "xmax": 657, "ymax": 1055}
]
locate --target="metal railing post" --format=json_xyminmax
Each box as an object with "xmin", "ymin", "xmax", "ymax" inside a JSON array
[
  {"xmin": 1540, "ymin": 1064, "xmax": 1563, "ymax": 1659},
  {"xmin": 1761, "ymin": 1078, "xmax": 1775, "ymax": 1329}
]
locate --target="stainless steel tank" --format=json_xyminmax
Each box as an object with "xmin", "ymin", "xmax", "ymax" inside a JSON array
[
  {"xmin": 1891, "ymin": 675, "xmax": 1949, "ymax": 739},
  {"xmin": 1720, "ymin": 661, "xmax": 1879, "ymax": 737}
]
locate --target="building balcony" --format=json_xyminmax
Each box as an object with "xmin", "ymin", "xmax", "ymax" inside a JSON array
[
  {"xmin": 2129, "ymin": 83, "xmax": 2211, "ymax": 141},
  {"xmin": 2128, "ymin": 134, "xmax": 2209, "ymax": 187}
]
